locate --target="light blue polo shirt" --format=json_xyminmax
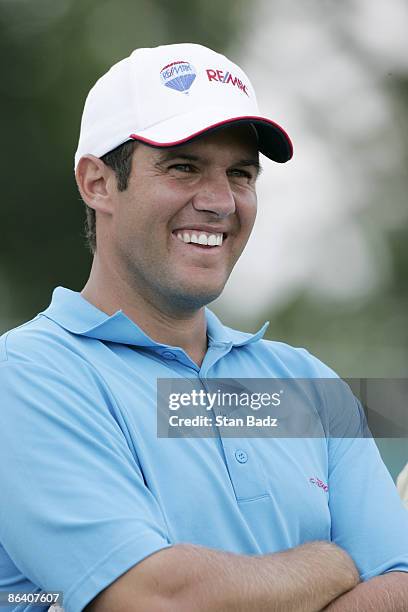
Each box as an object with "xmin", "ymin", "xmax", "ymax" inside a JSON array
[{"xmin": 1, "ymin": 286, "xmax": 407, "ymax": 612}]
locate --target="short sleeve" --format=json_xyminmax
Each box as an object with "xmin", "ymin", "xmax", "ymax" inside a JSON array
[
  {"xmin": 328, "ymin": 398, "xmax": 408, "ymax": 579},
  {"xmin": 0, "ymin": 362, "xmax": 171, "ymax": 612}
]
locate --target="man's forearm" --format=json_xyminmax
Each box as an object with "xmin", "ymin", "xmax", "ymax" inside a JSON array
[
  {"xmin": 323, "ymin": 571, "xmax": 408, "ymax": 611},
  {"xmin": 90, "ymin": 540, "xmax": 359, "ymax": 612},
  {"xmin": 171, "ymin": 541, "xmax": 359, "ymax": 612}
]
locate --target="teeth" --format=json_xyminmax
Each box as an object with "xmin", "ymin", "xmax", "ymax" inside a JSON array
[
  {"xmin": 198, "ymin": 233, "xmax": 208, "ymax": 245},
  {"xmin": 174, "ymin": 230, "xmax": 224, "ymax": 247}
]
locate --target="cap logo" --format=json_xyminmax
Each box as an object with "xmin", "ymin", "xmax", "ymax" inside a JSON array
[
  {"xmin": 160, "ymin": 60, "xmax": 196, "ymax": 94},
  {"xmin": 206, "ymin": 68, "xmax": 249, "ymax": 97}
]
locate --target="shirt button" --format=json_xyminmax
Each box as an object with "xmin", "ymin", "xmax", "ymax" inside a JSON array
[
  {"xmin": 161, "ymin": 351, "xmax": 176, "ymax": 360},
  {"xmin": 235, "ymin": 449, "xmax": 248, "ymax": 464}
]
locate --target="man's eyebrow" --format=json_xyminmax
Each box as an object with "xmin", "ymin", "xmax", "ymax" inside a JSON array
[
  {"xmin": 236, "ymin": 159, "xmax": 263, "ymax": 174},
  {"xmin": 155, "ymin": 151, "xmax": 263, "ymax": 174},
  {"xmin": 155, "ymin": 151, "xmax": 200, "ymax": 164}
]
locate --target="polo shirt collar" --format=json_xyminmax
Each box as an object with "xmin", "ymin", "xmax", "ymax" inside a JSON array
[
  {"xmin": 205, "ymin": 308, "xmax": 269, "ymax": 347},
  {"xmin": 40, "ymin": 286, "xmax": 269, "ymax": 348}
]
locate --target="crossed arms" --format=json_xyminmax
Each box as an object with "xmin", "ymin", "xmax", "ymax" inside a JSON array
[{"xmin": 85, "ymin": 541, "xmax": 408, "ymax": 612}]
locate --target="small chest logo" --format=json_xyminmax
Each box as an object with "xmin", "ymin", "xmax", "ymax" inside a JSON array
[
  {"xmin": 206, "ymin": 68, "xmax": 249, "ymax": 96},
  {"xmin": 160, "ymin": 61, "xmax": 196, "ymax": 94},
  {"xmin": 309, "ymin": 477, "xmax": 329, "ymax": 492}
]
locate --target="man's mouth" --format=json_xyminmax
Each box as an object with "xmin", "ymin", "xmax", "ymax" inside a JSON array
[{"xmin": 172, "ymin": 230, "xmax": 225, "ymax": 248}]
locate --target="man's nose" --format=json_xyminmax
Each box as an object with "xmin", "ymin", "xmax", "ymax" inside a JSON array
[{"xmin": 191, "ymin": 174, "xmax": 236, "ymax": 217}]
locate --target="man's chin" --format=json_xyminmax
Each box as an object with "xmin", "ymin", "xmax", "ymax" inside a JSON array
[{"xmin": 165, "ymin": 284, "xmax": 225, "ymax": 312}]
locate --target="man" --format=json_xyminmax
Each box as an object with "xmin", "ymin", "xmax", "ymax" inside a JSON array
[{"xmin": 0, "ymin": 43, "xmax": 407, "ymax": 612}]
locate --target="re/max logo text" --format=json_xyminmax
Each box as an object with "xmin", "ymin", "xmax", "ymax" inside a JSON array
[{"xmin": 206, "ymin": 69, "xmax": 249, "ymax": 96}]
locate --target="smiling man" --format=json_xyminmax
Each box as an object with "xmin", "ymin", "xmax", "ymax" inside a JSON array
[
  {"xmin": 78, "ymin": 124, "xmax": 260, "ymax": 367},
  {"xmin": 1, "ymin": 43, "xmax": 408, "ymax": 612}
]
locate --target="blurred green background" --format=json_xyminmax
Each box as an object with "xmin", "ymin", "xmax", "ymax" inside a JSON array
[{"xmin": 0, "ymin": 0, "xmax": 406, "ymax": 478}]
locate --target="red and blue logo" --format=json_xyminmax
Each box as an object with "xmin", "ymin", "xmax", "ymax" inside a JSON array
[
  {"xmin": 206, "ymin": 68, "xmax": 249, "ymax": 97},
  {"xmin": 160, "ymin": 61, "xmax": 196, "ymax": 94}
]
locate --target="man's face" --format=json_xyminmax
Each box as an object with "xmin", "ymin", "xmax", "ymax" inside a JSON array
[{"xmin": 109, "ymin": 124, "xmax": 260, "ymax": 312}]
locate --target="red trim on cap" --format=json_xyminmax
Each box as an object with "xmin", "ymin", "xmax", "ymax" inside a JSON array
[{"xmin": 129, "ymin": 115, "xmax": 293, "ymax": 159}]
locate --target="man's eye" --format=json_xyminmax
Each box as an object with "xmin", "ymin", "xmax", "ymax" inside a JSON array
[
  {"xmin": 229, "ymin": 169, "xmax": 252, "ymax": 179},
  {"xmin": 169, "ymin": 164, "xmax": 195, "ymax": 173}
]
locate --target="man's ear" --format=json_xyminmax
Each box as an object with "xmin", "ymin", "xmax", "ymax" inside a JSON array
[{"xmin": 75, "ymin": 155, "xmax": 117, "ymax": 215}]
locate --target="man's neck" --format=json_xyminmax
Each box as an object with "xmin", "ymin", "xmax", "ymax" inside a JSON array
[{"xmin": 81, "ymin": 261, "xmax": 208, "ymax": 367}]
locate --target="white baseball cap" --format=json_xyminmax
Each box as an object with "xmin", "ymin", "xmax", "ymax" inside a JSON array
[{"xmin": 74, "ymin": 43, "xmax": 293, "ymax": 169}]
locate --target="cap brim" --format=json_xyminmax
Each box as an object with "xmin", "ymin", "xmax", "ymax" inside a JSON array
[{"xmin": 129, "ymin": 109, "xmax": 293, "ymax": 163}]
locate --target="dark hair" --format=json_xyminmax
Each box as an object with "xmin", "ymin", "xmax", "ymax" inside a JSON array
[{"xmin": 84, "ymin": 139, "xmax": 138, "ymax": 254}]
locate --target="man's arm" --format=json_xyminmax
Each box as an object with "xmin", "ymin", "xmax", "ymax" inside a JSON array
[
  {"xmin": 323, "ymin": 572, "xmax": 408, "ymax": 611},
  {"xmin": 85, "ymin": 540, "xmax": 359, "ymax": 612}
]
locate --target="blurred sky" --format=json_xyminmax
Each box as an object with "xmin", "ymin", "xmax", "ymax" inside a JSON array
[{"xmin": 213, "ymin": 0, "xmax": 408, "ymax": 322}]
